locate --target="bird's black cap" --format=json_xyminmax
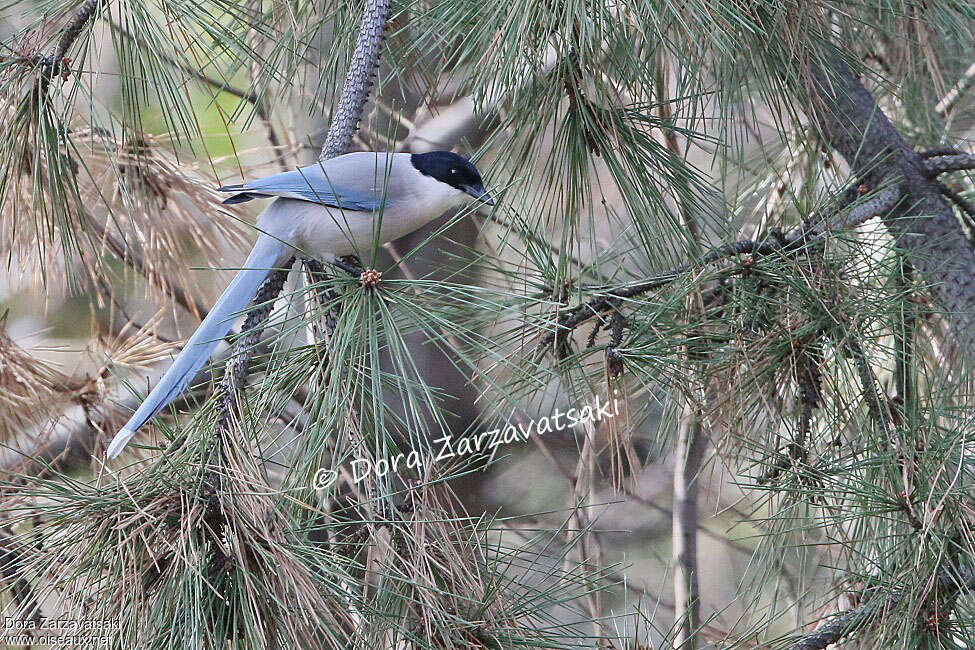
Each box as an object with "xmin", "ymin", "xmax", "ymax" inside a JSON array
[{"xmin": 410, "ymin": 151, "xmax": 494, "ymax": 206}]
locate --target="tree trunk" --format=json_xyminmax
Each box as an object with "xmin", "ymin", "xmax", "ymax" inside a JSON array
[{"xmin": 809, "ymin": 58, "xmax": 975, "ymax": 354}]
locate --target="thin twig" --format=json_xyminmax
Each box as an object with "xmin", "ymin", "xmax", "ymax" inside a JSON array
[
  {"xmin": 759, "ymin": 344, "xmax": 821, "ymax": 484},
  {"xmin": 204, "ymin": 0, "xmax": 393, "ymax": 545},
  {"xmin": 110, "ymin": 18, "xmax": 289, "ymax": 172},
  {"xmin": 935, "ymin": 60, "xmax": 975, "ymax": 118},
  {"xmin": 206, "ymin": 259, "xmax": 293, "ymax": 512},
  {"xmin": 656, "ymin": 56, "xmax": 706, "ymax": 650},
  {"xmin": 247, "ymin": 47, "xmax": 289, "ymax": 173},
  {"xmin": 87, "ymin": 214, "xmax": 210, "ymax": 319},
  {"xmin": 937, "ymin": 180, "xmax": 975, "ymax": 218},
  {"xmin": 845, "ymin": 337, "xmax": 894, "ymax": 441},
  {"xmin": 107, "ymin": 20, "xmax": 257, "ymax": 105},
  {"xmin": 919, "ymin": 146, "xmax": 963, "ymax": 159},
  {"xmin": 131, "ymin": 19, "xmax": 293, "ymax": 178}
]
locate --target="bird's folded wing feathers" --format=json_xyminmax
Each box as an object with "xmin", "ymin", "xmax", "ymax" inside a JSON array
[{"xmin": 218, "ymin": 164, "xmax": 383, "ymax": 211}]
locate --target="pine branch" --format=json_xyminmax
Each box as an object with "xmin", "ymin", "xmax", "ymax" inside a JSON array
[
  {"xmin": 759, "ymin": 345, "xmax": 822, "ymax": 484},
  {"xmin": 540, "ymin": 186, "xmax": 901, "ymax": 351},
  {"xmin": 36, "ymin": 0, "xmax": 101, "ymax": 93},
  {"xmin": 919, "ymin": 146, "xmax": 964, "ymax": 158},
  {"xmin": 923, "ymin": 153, "xmax": 975, "ymax": 176},
  {"xmin": 319, "ymin": 0, "xmax": 391, "ymax": 161},
  {"xmin": 210, "ymin": 258, "xmax": 293, "ymax": 461},
  {"xmin": 108, "ymin": 19, "xmax": 289, "ymax": 171},
  {"xmin": 789, "ymin": 569, "xmax": 975, "ymax": 650},
  {"xmin": 845, "ymin": 337, "xmax": 895, "ymax": 441}
]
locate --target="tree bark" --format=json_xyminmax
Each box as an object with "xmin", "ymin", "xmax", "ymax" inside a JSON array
[
  {"xmin": 319, "ymin": 0, "xmax": 391, "ymax": 161},
  {"xmin": 809, "ymin": 58, "xmax": 975, "ymax": 353}
]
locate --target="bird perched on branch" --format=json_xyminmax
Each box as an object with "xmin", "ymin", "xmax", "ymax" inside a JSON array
[{"xmin": 106, "ymin": 150, "xmax": 493, "ymax": 459}]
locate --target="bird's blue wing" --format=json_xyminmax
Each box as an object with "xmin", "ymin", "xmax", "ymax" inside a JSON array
[{"xmin": 219, "ymin": 165, "xmax": 382, "ymax": 211}]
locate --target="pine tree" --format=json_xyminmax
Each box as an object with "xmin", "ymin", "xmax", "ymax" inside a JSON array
[{"xmin": 0, "ymin": 1, "xmax": 974, "ymax": 648}]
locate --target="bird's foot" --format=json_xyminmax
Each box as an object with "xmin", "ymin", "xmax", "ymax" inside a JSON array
[{"xmin": 328, "ymin": 257, "xmax": 364, "ymax": 277}]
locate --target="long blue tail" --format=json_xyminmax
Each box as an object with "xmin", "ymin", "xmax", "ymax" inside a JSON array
[{"xmin": 107, "ymin": 235, "xmax": 290, "ymax": 459}]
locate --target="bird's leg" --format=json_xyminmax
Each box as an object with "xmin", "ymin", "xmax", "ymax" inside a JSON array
[
  {"xmin": 303, "ymin": 259, "xmax": 341, "ymax": 337},
  {"xmin": 327, "ymin": 256, "xmax": 382, "ymax": 288},
  {"xmin": 327, "ymin": 255, "xmax": 365, "ymax": 277}
]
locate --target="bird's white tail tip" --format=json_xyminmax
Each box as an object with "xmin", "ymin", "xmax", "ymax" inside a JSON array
[{"xmin": 106, "ymin": 427, "xmax": 137, "ymax": 460}]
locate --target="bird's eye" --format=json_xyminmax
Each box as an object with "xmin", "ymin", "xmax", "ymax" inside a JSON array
[{"xmin": 450, "ymin": 168, "xmax": 458, "ymax": 174}]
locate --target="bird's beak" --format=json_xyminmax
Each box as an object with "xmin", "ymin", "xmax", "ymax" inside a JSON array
[{"xmin": 463, "ymin": 184, "xmax": 495, "ymax": 207}]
